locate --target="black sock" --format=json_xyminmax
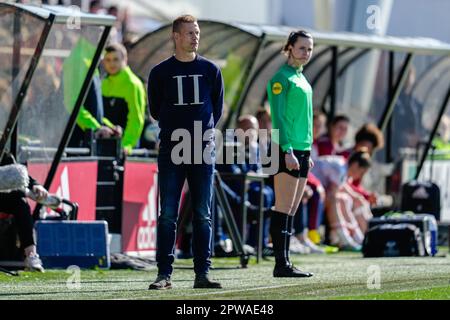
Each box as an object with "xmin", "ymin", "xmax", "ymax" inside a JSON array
[
  {"xmin": 270, "ymin": 210, "xmax": 289, "ymax": 267},
  {"xmin": 286, "ymin": 215, "xmax": 294, "ymax": 266}
]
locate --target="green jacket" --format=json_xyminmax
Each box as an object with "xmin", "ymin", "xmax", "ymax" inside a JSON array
[
  {"xmin": 267, "ymin": 63, "xmax": 313, "ymax": 152},
  {"xmin": 63, "ymin": 38, "xmax": 101, "ymax": 132},
  {"xmin": 101, "ymin": 66, "xmax": 146, "ymax": 153}
]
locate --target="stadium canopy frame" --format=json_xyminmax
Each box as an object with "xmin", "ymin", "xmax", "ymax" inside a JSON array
[
  {"xmin": 0, "ymin": 3, "xmax": 114, "ymax": 214},
  {"xmin": 129, "ymin": 20, "xmax": 450, "ymax": 179}
]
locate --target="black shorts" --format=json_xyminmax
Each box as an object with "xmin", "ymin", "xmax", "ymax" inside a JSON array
[{"xmin": 277, "ymin": 146, "xmax": 310, "ymax": 179}]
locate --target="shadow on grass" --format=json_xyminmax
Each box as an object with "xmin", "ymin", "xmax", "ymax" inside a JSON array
[{"xmin": 0, "ymin": 288, "xmax": 145, "ymax": 298}]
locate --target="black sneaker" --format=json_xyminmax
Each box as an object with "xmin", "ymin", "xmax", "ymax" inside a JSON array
[
  {"xmin": 193, "ymin": 274, "xmax": 222, "ymax": 289},
  {"xmin": 273, "ymin": 265, "xmax": 314, "ymax": 278},
  {"xmin": 148, "ymin": 275, "xmax": 172, "ymax": 290}
]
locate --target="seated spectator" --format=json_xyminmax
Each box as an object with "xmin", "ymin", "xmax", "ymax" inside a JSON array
[
  {"xmin": 329, "ymin": 150, "xmax": 373, "ymax": 250},
  {"xmin": 255, "ymin": 107, "xmax": 272, "ymax": 161},
  {"xmin": 89, "ymin": 0, "xmax": 106, "ymax": 14},
  {"xmin": 107, "ymin": 5, "xmax": 127, "ymax": 44},
  {"xmin": 315, "ymin": 114, "xmax": 350, "ymax": 156},
  {"xmin": 311, "ymin": 111, "xmax": 327, "ymax": 160},
  {"xmin": 0, "ymin": 152, "xmax": 48, "ymax": 272},
  {"xmin": 340, "ymin": 123, "xmax": 385, "ymax": 159},
  {"xmin": 312, "ymin": 122, "xmax": 384, "ymax": 250},
  {"xmin": 340, "ymin": 123, "xmax": 384, "ymax": 205},
  {"xmin": 216, "ymin": 115, "xmax": 274, "ymax": 255},
  {"xmin": 310, "ymin": 114, "xmax": 350, "ymax": 240}
]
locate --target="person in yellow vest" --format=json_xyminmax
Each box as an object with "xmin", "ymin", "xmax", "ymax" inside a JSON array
[
  {"xmin": 267, "ymin": 30, "xmax": 315, "ymax": 277},
  {"xmin": 101, "ymin": 43, "xmax": 146, "ymax": 155}
]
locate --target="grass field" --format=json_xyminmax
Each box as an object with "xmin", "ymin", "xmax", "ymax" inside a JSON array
[{"xmin": 1, "ymin": 249, "xmax": 449, "ymax": 300}]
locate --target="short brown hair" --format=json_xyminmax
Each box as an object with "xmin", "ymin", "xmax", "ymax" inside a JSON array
[
  {"xmin": 104, "ymin": 42, "xmax": 128, "ymax": 60},
  {"xmin": 330, "ymin": 114, "xmax": 350, "ymax": 127},
  {"xmin": 355, "ymin": 123, "xmax": 385, "ymax": 150},
  {"xmin": 172, "ymin": 14, "xmax": 197, "ymax": 33}
]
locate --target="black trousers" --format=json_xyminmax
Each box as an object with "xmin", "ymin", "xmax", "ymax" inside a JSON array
[{"xmin": 0, "ymin": 191, "xmax": 35, "ymax": 249}]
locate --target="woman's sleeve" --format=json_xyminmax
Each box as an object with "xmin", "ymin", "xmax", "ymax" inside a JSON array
[{"xmin": 268, "ymin": 75, "xmax": 291, "ymax": 152}]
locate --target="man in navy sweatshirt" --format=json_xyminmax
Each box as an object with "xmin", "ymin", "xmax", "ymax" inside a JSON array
[{"xmin": 147, "ymin": 15, "xmax": 224, "ymax": 290}]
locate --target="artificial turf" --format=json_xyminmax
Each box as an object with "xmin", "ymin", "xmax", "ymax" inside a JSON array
[{"xmin": 1, "ymin": 248, "xmax": 449, "ymax": 300}]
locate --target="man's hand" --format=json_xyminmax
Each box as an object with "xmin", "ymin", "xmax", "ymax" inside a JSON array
[
  {"xmin": 285, "ymin": 153, "xmax": 300, "ymax": 171},
  {"xmin": 95, "ymin": 126, "xmax": 115, "ymax": 139},
  {"xmin": 112, "ymin": 125, "xmax": 123, "ymax": 138},
  {"xmin": 32, "ymin": 185, "xmax": 48, "ymax": 202}
]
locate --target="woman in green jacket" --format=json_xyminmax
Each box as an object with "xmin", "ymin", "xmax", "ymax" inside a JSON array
[{"xmin": 267, "ymin": 30, "xmax": 314, "ymax": 278}]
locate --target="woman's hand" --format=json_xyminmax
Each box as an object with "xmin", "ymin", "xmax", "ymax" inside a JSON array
[
  {"xmin": 368, "ymin": 192, "xmax": 378, "ymax": 206},
  {"xmin": 285, "ymin": 153, "xmax": 300, "ymax": 171},
  {"xmin": 32, "ymin": 185, "xmax": 48, "ymax": 202}
]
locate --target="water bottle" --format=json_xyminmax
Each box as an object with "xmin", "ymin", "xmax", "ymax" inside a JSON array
[
  {"xmin": 428, "ymin": 216, "xmax": 438, "ymax": 256},
  {"xmin": 26, "ymin": 189, "xmax": 62, "ymax": 209}
]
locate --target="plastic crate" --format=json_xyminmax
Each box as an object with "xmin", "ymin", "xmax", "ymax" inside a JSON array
[{"xmin": 35, "ymin": 221, "xmax": 110, "ymax": 269}]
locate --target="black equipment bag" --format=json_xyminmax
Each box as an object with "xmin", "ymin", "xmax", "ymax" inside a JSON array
[
  {"xmin": 401, "ymin": 143, "xmax": 441, "ymax": 220},
  {"xmin": 368, "ymin": 213, "xmax": 437, "ymax": 256},
  {"xmin": 401, "ymin": 180, "xmax": 440, "ymax": 220},
  {"xmin": 363, "ymin": 223, "xmax": 425, "ymax": 257}
]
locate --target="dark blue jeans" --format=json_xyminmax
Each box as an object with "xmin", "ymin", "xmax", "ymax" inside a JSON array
[{"xmin": 156, "ymin": 150, "xmax": 214, "ymax": 277}]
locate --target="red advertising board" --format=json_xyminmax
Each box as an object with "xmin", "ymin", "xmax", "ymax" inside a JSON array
[
  {"xmin": 121, "ymin": 160, "xmax": 158, "ymax": 256},
  {"xmin": 27, "ymin": 160, "xmax": 98, "ymax": 221}
]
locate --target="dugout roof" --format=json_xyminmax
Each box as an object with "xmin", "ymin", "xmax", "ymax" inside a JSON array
[
  {"xmin": 0, "ymin": 3, "xmax": 114, "ymax": 194},
  {"xmin": 129, "ymin": 20, "xmax": 450, "ymax": 187}
]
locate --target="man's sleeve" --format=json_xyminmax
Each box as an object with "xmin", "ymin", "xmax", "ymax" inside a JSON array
[
  {"xmin": 147, "ymin": 67, "xmax": 162, "ymax": 121},
  {"xmin": 75, "ymin": 79, "xmax": 103, "ymax": 131},
  {"xmin": 268, "ymin": 76, "xmax": 291, "ymax": 152},
  {"xmin": 76, "ymin": 107, "xmax": 101, "ymax": 131},
  {"xmin": 122, "ymin": 82, "xmax": 146, "ymax": 153},
  {"xmin": 212, "ymin": 67, "xmax": 224, "ymax": 127}
]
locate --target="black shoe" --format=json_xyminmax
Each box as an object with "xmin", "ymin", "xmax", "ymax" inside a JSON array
[
  {"xmin": 214, "ymin": 245, "xmax": 235, "ymax": 257},
  {"xmin": 149, "ymin": 275, "xmax": 172, "ymax": 290},
  {"xmin": 273, "ymin": 265, "xmax": 314, "ymax": 278},
  {"xmin": 193, "ymin": 274, "xmax": 222, "ymax": 289}
]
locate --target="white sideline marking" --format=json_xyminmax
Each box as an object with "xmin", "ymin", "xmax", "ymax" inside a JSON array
[
  {"xmin": 186, "ymin": 283, "xmax": 304, "ymax": 296},
  {"xmin": 108, "ymin": 283, "xmax": 305, "ymax": 300}
]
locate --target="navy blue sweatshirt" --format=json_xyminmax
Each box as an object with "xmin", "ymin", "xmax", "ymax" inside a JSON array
[{"xmin": 147, "ymin": 55, "xmax": 224, "ymax": 150}]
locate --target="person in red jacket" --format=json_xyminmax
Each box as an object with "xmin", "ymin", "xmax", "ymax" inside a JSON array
[
  {"xmin": 341, "ymin": 123, "xmax": 385, "ymax": 205},
  {"xmin": 315, "ymin": 114, "xmax": 349, "ymax": 157},
  {"xmin": 330, "ymin": 149, "xmax": 373, "ymax": 249}
]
